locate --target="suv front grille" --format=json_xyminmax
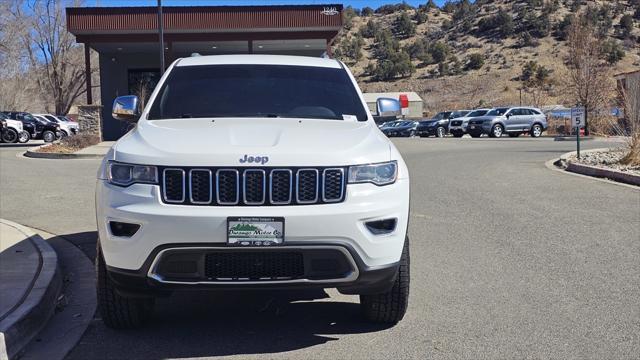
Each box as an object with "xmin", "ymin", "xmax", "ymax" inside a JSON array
[
  {"xmin": 450, "ymin": 120, "xmax": 462, "ymax": 126},
  {"xmin": 161, "ymin": 167, "xmax": 346, "ymax": 206}
]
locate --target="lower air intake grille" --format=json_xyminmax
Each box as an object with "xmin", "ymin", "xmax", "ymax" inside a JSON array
[{"xmin": 204, "ymin": 252, "xmax": 304, "ymax": 280}]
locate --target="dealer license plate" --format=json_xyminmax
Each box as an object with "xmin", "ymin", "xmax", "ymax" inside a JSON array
[{"xmin": 227, "ymin": 217, "xmax": 284, "ymax": 246}]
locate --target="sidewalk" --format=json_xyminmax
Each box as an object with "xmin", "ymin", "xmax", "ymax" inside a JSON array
[
  {"xmin": 0, "ymin": 220, "xmax": 61, "ymax": 360},
  {"xmin": 74, "ymin": 141, "xmax": 114, "ymax": 156}
]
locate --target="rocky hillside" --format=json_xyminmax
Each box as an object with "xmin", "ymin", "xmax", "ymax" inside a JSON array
[{"xmin": 332, "ymin": 0, "xmax": 640, "ymax": 114}]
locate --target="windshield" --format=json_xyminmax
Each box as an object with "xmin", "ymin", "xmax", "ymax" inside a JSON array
[
  {"xmin": 432, "ymin": 111, "xmax": 452, "ymax": 120},
  {"xmin": 486, "ymin": 108, "xmax": 509, "ymax": 116},
  {"xmin": 148, "ymin": 65, "xmax": 368, "ymax": 121},
  {"xmin": 467, "ymin": 109, "xmax": 489, "ymax": 117},
  {"xmin": 44, "ymin": 115, "xmax": 59, "ymax": 123}
]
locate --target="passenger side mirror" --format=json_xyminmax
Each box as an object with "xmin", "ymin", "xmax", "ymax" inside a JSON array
[
  {"xmin": 376, "ymin": 98, "xmax": 402, "ymax": 118},
  {"xmin": 112, "ymin": 95, "xmax": 140, "ymax": 122}
]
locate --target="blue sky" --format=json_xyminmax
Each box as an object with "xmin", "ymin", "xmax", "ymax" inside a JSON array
[{"xmin": 90, "ymin": 1, "xmax": 449, "ymax": 8}]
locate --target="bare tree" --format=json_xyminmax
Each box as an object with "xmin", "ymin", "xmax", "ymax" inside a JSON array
[
  {"xmin": 10, "ymin": 0, "xmax": 89, "ymax": 115},
  {"xmin": 565, "ymin": 13, "xmax": 615, "ymax": 136},
  {"xmin": 618, "ymin": 74, "xmax": 640, "ymax": 166}
]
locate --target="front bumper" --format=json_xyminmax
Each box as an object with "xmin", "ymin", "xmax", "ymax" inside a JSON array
[
  {"xmin": 106, "ymin": 243, "xmax": 400, "ymax": 296},
  {"xmin": 96, "ymin": 178, "xmax": 409, "ymax": 277}
]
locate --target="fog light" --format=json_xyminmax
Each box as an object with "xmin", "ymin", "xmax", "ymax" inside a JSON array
[
  {"xmin": 109, "ymin": 221, "xmax": 140, "ymax": 237},
  {"xmin": 365, "ymin": 218, "xmax": 397, "ymax": 235}
]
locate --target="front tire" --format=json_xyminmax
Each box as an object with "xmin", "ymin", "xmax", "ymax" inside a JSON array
[
  {"xmin": 1, "ymin": 128, "xmax": 19, "ymax": 143},
  {"xmin": 43, "ymin": 130, "xmax": 56, "ymax": 143},
  {"xmin": 489, "ymin": 124, "xmax": 503, "ymax": 138},
  {"xmin": 360, "ymin": 237, "xmax": 410, "ymax": 324},
  {"xmin": 18, "ymin": 131, "xmax": 30, "ymax": 143},
  {"xmin": 469, "ymin": 133, "xmax": 481, "ymax": 138},
  {"xmin": 452, "ymin": 132, "xmax": 464, "ymax": 138},
  {"xmin": 97, "ymin": 248, "xmax": 154, "ymax": 329},
  {"xmin": 530, "ymin": 124, "xmax": 543, "ymax": 138},
  {"xmin": 436, "ymin": 126, "xmax": 446, "ymax": 138}
]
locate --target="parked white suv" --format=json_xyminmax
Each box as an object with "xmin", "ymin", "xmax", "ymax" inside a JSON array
[
  {"xmin": 96, "ymin": 55, "xmax": 411, "ymax": 328},
  {"xmin": 35, "ymin": 114, "xmax": 79, "ymax": 137}
]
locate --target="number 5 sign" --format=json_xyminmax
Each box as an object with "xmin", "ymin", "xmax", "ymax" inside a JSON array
[{"xmin": 571, "ymin": 107, "xmax": 585, "ymax": 129}]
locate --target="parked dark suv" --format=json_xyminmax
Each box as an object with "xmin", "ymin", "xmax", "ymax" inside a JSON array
[
  {"xmin": 416, "ymin": 110, "xmax": 471, "ymax": 138},
  {"xmin": 2, "ymin": 111, "xmax": 61, "ymax": 142}
]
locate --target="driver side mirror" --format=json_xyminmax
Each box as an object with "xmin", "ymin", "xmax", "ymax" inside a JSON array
[
  {"xmin": 376, "ymin": 98, "xmax": 402, "ymax": 118},
  {"xmin": 112, "ymin": 95, "xmax": 140, "ymax": 122},
  {"xmin": 505, "ymin": 113, "xmax": 511, "ymax": 119}
]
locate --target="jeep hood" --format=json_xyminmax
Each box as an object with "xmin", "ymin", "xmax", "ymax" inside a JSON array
[{"xmin": 112, "ymin": 118, "xmax": 391, "ymax": 166}]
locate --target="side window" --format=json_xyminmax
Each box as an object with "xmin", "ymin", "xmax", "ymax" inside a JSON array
[
  {"xmin": 508, "ymin": 109, "xmax": 520, "ymax": 116},
  {"xmin": 529, "ymin": 109, "xmax": 541, "ymax": 115},
  {"xmin": 16, "ymin": 113, "xmax": 24, "ymax": 120}
]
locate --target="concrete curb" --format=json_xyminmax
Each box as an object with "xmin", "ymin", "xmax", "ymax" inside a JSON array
[
  {"xmin": 23, "ymin": 145, "xmax": 103, "ymax": 160},
  {"xmin": 545, "ymin": 148, "xmax": 640, "ymax": 189},
  {"xmin": 0, "ymin": 220, "xmax": 62, "ymax": 360},
  {"xmin": 552, "ymin": 136, "xmax": 595, "ymax": 141}
]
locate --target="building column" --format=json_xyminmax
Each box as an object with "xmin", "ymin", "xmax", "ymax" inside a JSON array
[
  {"xmin": 84, "ymin": 43, "xmax": 93, "ymax": 105},
  {"xmin": 248, "ymin": 40, "xmax": 253, "ymax": 54},
  {"xmin": 165, "ymin": 41, "xmax": 173, "ymax": 67}
]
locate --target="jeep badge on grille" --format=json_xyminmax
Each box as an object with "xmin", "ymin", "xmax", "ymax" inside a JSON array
[{"xmin": 239, "ymin": 154, "xmax": 269, "ymax": 165}]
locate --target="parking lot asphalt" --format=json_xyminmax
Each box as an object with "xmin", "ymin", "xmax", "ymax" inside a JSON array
[{"xmin": 0, "ymin": 137, "xmax": 638, "ymax": 359}]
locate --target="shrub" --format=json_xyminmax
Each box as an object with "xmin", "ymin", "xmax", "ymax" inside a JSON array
[
  {"xmin": 360, "ymin": 19, "xmax": 380, "ymax": 38},
  {"xmin": 601, "ymin": 39, "xmax": 625, "ymax": 64},
  {"xmin": 466, "ymin": 53, "xmax": 485, "ymax": 70},
  {"xmin": 452, "ymin": 0, "xmax": 475, "ymax": 23},
  {"xmin": 619, "ymin": 15, "xmax": 634, "ymax": 37},
  {"xmin": 521, "ymin": 61, "xmax": 552, "ymax": 87},
  {"xmin": 342, "ymin": 6, "xmax": 359, "ymax": 30},
  {"xmin": 477, "ymin": 9, "xmax": 514, "ymax": 38},
  {"xmin": 396, "ymin": 11, "xmax": 416, "ymax": 38},
  {"xmin": 441, "ymin": 1, "xmax": 457, "ymax": 14},
  {"xmin": 414, "ymin": 9, "xmax": 428, "ymax": 24},
  {"xmin": 374, "ymin": 50, "xmax": 414, "ymax": 80},
  {"xmin": 555, "ymin": 14, "xmax": 574, "ymax": 40},
  {"xmin": 374, "ymin": 28, "xmax": 400, "ymax": 59},
  {"xmin": 361, "ymin": 7, "xmax": 374, "ymax": 17},
  {"xmin": 375, "ymin": 3, "xmax": 413, "ymax": 15},
  {"xmin": 429, "ymin": 41, "xmax": 450, "ymax": 63}
]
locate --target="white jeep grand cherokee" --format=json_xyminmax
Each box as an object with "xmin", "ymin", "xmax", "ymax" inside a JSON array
[{"xmin": 96, "ymin": 55, "xmax": 410, "ymax": 328}]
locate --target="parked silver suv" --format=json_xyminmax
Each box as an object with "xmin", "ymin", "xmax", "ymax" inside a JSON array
[{"xmin": 466, "ymin": 107, "xmax": 547, "ymax": 138}]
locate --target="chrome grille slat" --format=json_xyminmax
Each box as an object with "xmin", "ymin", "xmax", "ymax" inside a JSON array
[
  {"xmin": 296, "ymin": 169, "xmax": 319, "ymax": 204},
  {"xmin": 216, "ymin": 169, "xmax": 240, "ymax": 205},
  {"xmin": 163, "ymin": 169, "xmax": 185, "ymax": 203},
  {"xmin": 270, "ymin": 169, "xmax": 293, "ymax": 205},
  {"xmin": 189, "ymin": 169, "xmax": 212, "ymax": 204},
  {"xmin": 243, "ymin": 169, "xmax": 266, "ymax": 205},
  {"xmin": 322, "ymin": 168, "xmax": 344, "ymax": 202},
  {"xmin": 163, "ymin": 167, "xmax": 344, "ymax": 206}
]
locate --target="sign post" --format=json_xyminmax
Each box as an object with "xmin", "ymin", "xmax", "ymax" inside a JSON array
[{"xmin": 571, "ymin": 107, "xmax": 585, "ymax": 159}]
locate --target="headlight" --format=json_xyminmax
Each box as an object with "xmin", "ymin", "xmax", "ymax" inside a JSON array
[
  {"xmin": 348, "ymin": 161, "xmax": 397, "ymax": 186},
  {"xmin": 107, "ymin": 161, "xmax": 158, "ymax": 187}
]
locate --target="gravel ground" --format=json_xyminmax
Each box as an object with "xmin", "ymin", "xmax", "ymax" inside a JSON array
[{"xmin": 570, "ymin": 147, "xmax": 640, "ymax": 175}]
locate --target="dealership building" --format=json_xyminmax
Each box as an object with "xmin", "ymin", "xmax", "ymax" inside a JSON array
[{"xmin": 66, "ymin": 4, "xmax": 343, "ymax": 140}]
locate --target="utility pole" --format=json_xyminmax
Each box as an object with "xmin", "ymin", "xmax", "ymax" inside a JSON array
[{"xmin": 157, "ymin": 0, "xmax": 165, "ymax": 75}]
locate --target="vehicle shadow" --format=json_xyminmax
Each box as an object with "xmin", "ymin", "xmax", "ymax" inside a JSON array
[
  {"xmin": 60, "ymin": 231, "xmax": 394, "ymax": 359},
  {"xmin": 0, "ymin": 143, "xmax": 42, "ymax": 148}
]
